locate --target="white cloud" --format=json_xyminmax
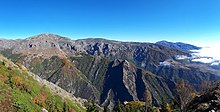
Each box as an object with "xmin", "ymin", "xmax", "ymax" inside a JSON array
[
  {"xmin": 190, "ymin": 44, "xmax": 220, "ymax": 64},
  {"xmin": 211, "ymin": 62, "xmax": 220, "ymax": 66},
  {"xmin": 192, "ymin": 45, "xmax": 220, "ymax": 60},
  {"xmin": 175, "ymin": 55, "xmax": 190, "ymax": 60},
  {"xmin": 192, "ymin": 58, "xmax": 215, "ymax": 63},
  {"xmin": 160, "ymin": 61, "xmax": 171, "ymax": 66}
]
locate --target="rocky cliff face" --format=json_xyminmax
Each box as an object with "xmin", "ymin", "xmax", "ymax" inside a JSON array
[
  {"xmin": 100, "ymin": 59, "xmax": 174, "ymax": 108},
  {"xmin": 0, "ymin": 33, "xmax": 219, "ymax": 107}
]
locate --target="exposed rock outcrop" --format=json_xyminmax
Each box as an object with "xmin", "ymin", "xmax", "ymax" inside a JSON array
[
  {"xmin": 100, "ymin": 59, "xmax": 174, "ymax": 108},
  {"xmin": 187, "ymin": 83, "xmax": 220, "ymax": 112}
]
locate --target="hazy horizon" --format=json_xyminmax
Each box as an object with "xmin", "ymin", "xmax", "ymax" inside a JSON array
[
  {"xmin": 0, "ymin": 0, "xmax": 220, "ymax": 47},
  {"xmin": 0, "ymin": 33, "xmax": 219, "ymax": 48}
]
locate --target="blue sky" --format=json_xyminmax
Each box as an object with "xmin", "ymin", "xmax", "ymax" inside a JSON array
[{"xmin": 0, "ymin": 0, "xmax": 220, "ymax": 45}]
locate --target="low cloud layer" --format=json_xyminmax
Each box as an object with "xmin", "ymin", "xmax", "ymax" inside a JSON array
[
  {"xmin": 192, "ymin": 46, "xmax": 220, "ymax": 60},
  {"xmin": 191, "ymin": 45, "xmax": 220, "ymax": 65}
]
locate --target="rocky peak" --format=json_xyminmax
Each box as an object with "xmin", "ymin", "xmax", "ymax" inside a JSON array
[
  {"xmin": 24, "ymin": 33, "xmax": 72, "ymax": 45},
  {"xmin": 11, "ymin": 34, "xmax": 75, "ymax": 58},
  {"xmin": 26, "ymin": 33, "xmax": 69, "ymax": 40},
  {"xmin": 112, "ymin": 59, "xmax": 124, "ymax": 67}
]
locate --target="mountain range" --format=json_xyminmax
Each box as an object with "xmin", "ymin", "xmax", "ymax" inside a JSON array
[{"xmin": 0, "ymin": 33, "xmax": 220, "ymax": 110}]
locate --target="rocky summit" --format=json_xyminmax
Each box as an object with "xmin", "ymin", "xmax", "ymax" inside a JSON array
[{"xmin": 0, "ymin": 33, "xmax": 220, "ymax": 111}]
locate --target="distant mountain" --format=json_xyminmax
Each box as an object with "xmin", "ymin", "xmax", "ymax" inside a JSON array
[
  {"xmin": 156, "ymin": 40, "xmax": 201, "ymax": 51},
  {"xmin": 0, "ymin": 33, "xmax": 219, "ymax": 109}
]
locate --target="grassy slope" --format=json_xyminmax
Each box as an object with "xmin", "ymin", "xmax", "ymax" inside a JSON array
[
  {"xmin": 0, "ymin": 56, "xmax": 86, "ymax": 112},
  {"xmin": 1, "ymin": 49, "xmax": 100, "ymax": 100}
]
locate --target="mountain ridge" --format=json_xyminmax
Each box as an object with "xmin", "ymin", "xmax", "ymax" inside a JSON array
[
  {"xmin": 0, "ymin": 33, "xmax": 219, "ymax": 109},
  {"xmin": 156, "ymin": 40, "xmax": 201, "ymax": 51}
]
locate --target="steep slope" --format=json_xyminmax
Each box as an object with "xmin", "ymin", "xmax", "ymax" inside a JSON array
[
  {"xmin": 71, "ymin": 54, "xmax": 175, "ymax": 108},
  {"xmin": 0, "ymin": 55, "xmax": 86, "ymax": 112},
  {"xmin": 22, "ymin": 55, "xmax": 99, "ymax": 100},
  {"xmin": 70, "ymin": 54, "xmax": 111, "ymax": 93},
  {"xmin": 99, "ymin": 59, "xmax": 174, "ymax": 108}
]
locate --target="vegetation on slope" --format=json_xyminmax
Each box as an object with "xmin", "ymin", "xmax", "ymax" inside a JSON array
[
  {"xmin": 27, "ymin": 55, "xmax": 100, "ymax": 100},
  {"xmin": 1, "ymin": 49, "xmax": 100, "ymax": 101},
  {"xmin": 0, "ymin": 56, "xmax": 86, "ymax": 112},
  {"xmin": 71, "ymin": 54, "xmax": 111, "ymax": 92}
]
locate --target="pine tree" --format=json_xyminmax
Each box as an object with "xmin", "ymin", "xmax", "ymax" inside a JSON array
[{"xmin": 114, "ymin": 100, "xmax": 124, "ymax": 112}]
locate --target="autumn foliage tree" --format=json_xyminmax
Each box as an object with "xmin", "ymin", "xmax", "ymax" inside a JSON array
[
  {"xmin": 144, "ymin": 89, "xmax": 152, "ymax": 111},
  {"xmin": 176, "ymin": 80, "xmax": 196, "ymax": 112},
  {"xmin": 33, "ymin": 88, "xmax": 48, "ymax": 108}
]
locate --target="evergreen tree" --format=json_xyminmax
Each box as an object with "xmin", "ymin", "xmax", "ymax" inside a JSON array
[
  {"xmin": 114, "ymin": 100, "xmax": 125, "ymax": 112},
  {"xmin": 86, "ymin": 100, "xmax": 99, "ymax": 112}
]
